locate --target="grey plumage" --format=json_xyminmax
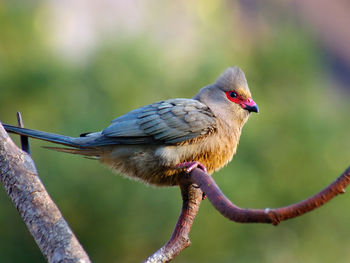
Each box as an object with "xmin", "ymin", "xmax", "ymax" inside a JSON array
[
  {"xmin": 101, "ymin": 99, "xmax": 216, "ymax": 145},
  {"xmin": 3, "ymin": 66, "xmax": 258, "ymax": 186}
]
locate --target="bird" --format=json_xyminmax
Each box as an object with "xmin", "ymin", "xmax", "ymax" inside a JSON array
[{"xmin": 3, "ymin": 67, "xmax": 258, "ymax": 186}]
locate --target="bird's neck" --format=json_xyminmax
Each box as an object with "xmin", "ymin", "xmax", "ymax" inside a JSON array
[
  {"xmin": 213, "ymin": 105, "xmax": 249, "ymax": 138},
  {"xmin": 217, "ymin": 114, "xmax": 246, "ymax": 143}
]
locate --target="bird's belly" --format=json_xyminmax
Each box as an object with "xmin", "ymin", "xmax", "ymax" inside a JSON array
[
  {"xmin": 99, "ymin": 137, "xmax": 237, "ymax": 186},
  {"xmin": 155, "ymin": 137, "xmax": 237, "ymax": 176},
  {"xmin": 99, "ymin": 145, "xmax": 182, "ymax": 186}
]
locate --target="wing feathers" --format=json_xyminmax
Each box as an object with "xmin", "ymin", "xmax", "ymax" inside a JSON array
[{"xmin": 98, "ymin": 99, "xmax": 216, "ymax": 145}]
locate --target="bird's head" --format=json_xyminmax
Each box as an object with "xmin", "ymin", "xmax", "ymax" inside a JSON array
[
  {"xmin": 216, "ymin": 67, "xmax": 258, "ymax": 114},
  {"xmin": 194, "ymin": 66, "xmax": 258, "ymax": 127}
]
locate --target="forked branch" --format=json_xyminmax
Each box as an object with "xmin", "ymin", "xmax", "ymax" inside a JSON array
[{"xmin": 146, "ymin": 166, "xmax": 350, "ymax": 262}]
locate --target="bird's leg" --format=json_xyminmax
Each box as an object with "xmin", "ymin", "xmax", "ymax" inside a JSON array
[{"xmin": 176, "ymin": 161, "xmax": 208, "ymax": 200}]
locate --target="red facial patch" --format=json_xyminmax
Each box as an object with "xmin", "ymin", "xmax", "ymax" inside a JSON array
[
  {"xmin": 225, "ymin": 91, "xmax": 256, "ymax": 109},
  {"xmin": 225, "ymin": 91, "xmax": 243, "ymax": 104}
]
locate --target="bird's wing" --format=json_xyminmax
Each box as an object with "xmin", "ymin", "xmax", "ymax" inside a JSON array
[{"xmin": 85, "ymin": 99, "xmax": 217, "ymax": 146}]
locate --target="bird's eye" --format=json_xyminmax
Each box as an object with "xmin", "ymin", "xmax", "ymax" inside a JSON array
[
  {"xmin": 229, "ymin": 91, "xmax": 237, "ymax": 98},
  {"xmin": 225, "ymin": 91, "xmax": 241, "ymax": 103}
]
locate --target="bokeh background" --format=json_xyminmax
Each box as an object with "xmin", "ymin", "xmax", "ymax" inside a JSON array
[{"xmin": 1, "ymin": 0, "xmax": 350, "ymax": 262}]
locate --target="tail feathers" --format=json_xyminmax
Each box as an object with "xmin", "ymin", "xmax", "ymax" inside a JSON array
[
  {"xmin": 3, "ymin": 124, "xmax": 79, "ymax": 147},
  {"xmin": 43, "ymin": 146, "xmax": 101, "ymax": 157}
]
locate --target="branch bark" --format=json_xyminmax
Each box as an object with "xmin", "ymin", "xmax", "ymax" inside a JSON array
[
  {"xmin": 190, "ymin": 166, "xmax": 350, "ymax": 225},
  {"xmin": 146, "ymin": 166, "xmax": 350, "ymax": 262},
  {"xmin": 144, "ymin": 183, "xmax": 203, "ymax": 263},
  {"xmin": 0, "ymin": 122, "xmax": 91, "ymax": 263}
]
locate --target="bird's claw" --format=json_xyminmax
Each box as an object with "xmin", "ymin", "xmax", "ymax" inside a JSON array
[
  {"xmin": 176, "ymin": 161, "xmax": 208, "ymax": 200},
  {"xmin": 175, "ymin": 161, "xmax": 207, "ymax": 173}
]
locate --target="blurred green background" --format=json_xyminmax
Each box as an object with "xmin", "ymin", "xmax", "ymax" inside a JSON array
[{"xmin": 1, "ymin": 1, "xmax": 350, "ymax": 262}]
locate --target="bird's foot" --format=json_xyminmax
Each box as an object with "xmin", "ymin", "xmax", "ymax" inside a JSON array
[
  {"xmin": 175, "ymin": 161, "xmax": 208, "ymax": 200},
  {"xmin": 175, "ymin": 161, "xmax": 207, "ymax": 173}
]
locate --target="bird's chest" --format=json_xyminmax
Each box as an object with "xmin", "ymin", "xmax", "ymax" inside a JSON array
[
  {"xmin": 194, "ymin": 132, "xmax": 238, "ymax": 173},
  {"xmin": 157, "ymin": 129, "xmax": 238, "ymax": 174}
]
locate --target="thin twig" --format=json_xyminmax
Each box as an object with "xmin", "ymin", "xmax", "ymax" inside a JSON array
[{"xmin": 16, "ymin": 112, "xmax": 30, "ymax": 154}]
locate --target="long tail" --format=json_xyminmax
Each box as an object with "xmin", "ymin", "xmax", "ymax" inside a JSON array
[
  {"xmin": 3, "ymin": 123, "xmax": 80, "ymax": 147},
  {"xmin": 3, "ymin": 123, "xmax": 105, "ymax": 156}
]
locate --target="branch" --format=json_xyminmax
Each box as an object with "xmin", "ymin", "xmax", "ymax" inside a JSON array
[
  {"xmin": 144, "ymin": 183, "xmax": 203, "ymax": 263},
  {"xmin": 190, "ymin": 166, "xmax": 350, "ymax": 225},
  {"xmin": 0, "ymin": 122, "xmax": 91, "ymax": 263},
  {"xmin": 145, "ymin": 166, "xmax": 350, "ymax": 262}
]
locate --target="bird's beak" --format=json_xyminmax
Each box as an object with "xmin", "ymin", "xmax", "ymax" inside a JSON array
[{"xmin": 242, "ymin": 98, "xmax": 259, "ymax": 113}]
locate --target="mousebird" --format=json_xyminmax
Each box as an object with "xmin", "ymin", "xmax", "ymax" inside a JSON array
[{"xmin": 3, "ymin": 67, "xmax": 258, "ymax": 186}]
